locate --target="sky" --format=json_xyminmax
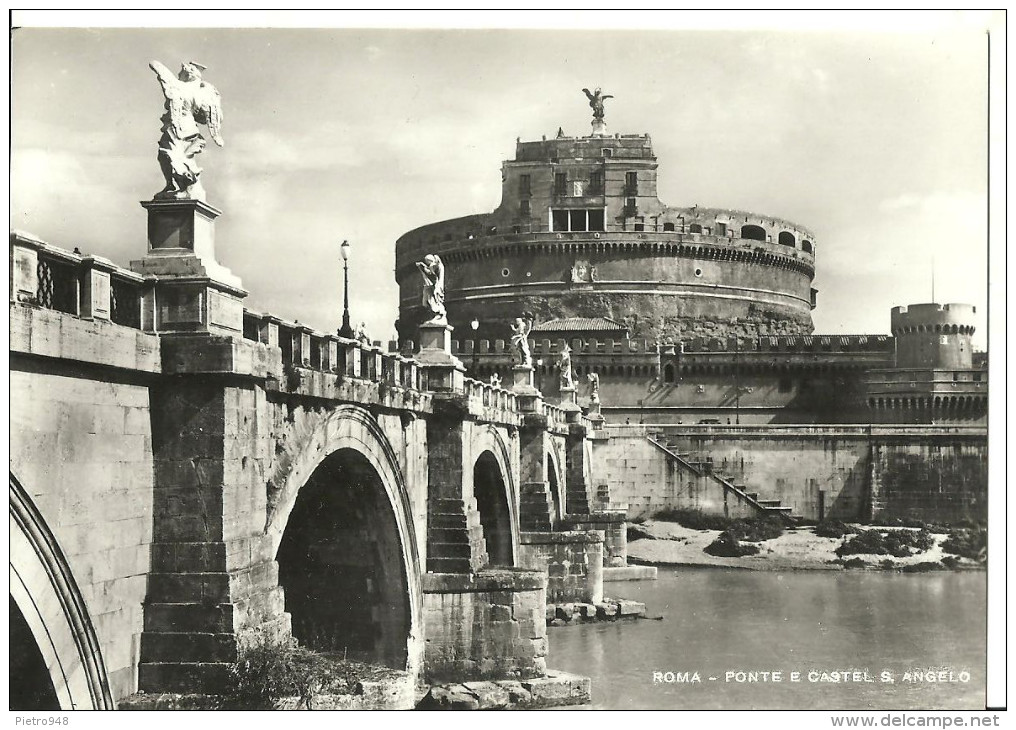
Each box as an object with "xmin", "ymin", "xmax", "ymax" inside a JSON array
[{"xmin": 10, "ymin": 12, "xmax": 997, "ymax": 349}]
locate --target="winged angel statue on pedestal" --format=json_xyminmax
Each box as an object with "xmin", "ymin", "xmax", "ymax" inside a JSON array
[{"xmin": 150, "ymin": 60, "xmax": 224, "ymax": 201}]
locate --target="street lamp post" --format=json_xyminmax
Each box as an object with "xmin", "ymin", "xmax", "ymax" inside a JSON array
[
  {"xmin": 338, "ymin": 239, "xmax": 353, "ymax": 338},
  {"xmin": 470, "ymin": 318, "xmax": 479, "ymax": 375}
]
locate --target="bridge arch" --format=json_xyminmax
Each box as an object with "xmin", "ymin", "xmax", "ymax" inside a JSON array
[
  {"xmin": 9, "ymin": 474, "xmax": 114, "ymax": 710},
  {"xmin": 265, "ymin": 405, "xmax": 422, "ymax": 674},
  {"xmin": 470, "ymin": 425, "xmax": 519, "ymax": 567}
]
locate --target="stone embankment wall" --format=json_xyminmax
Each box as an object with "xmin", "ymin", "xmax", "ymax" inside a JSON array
[{"xmin": 593, "ymin": 424, "xmax": 987, "ymax": 524}]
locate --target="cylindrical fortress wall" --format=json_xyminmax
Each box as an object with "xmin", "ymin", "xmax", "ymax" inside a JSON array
[{"xmin": 890, "ymin": 303, "xmax": 976, "ymax": 369}]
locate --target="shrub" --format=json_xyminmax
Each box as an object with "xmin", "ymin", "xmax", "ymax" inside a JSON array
[
  {"xmin": 704, "ymin": 531, "xmax": 760, "ymax": 557},
  {"xmin": 902, "ymin": 561, "xmax": 945, "ymax": 573},
  {"xmin": 870, "ymin": 515, "xmax": 930, "ymax": 530},
  {"xmin": 226, "ymin": 636, "xmax": 335, "ymax": 709},
  {"xmin": 836, "ymin": 528, "xmax": 934, "ymax": 558},
  {"xmin": 627, "ymin": 523, "xmax": 654, "ymax": 542},
  {"xmin": 941, "ymin": 528, "xmax": 988, "ymax": 562},
  {"xmin": 726, "ymin": 515, "xmax": 785, "ymax": 542},
  {"xmin": 841, "ymin": 557, "xmax": 867, "ymax": 569},
  {"xmin": 815, "ymin": 520, "xmax": 858, "ymax": 539},
  {"xmin": 941, "ymin": 555, "xmax": 960, "ymax": 569},
  {"xmin": 652, "ymin": 508, "xmax": 731, "ymax": 531}
]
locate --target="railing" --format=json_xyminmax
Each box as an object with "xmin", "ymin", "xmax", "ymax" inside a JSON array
[
  {"xmin": 542, "ymin": 400, "xmax": 568, "ymax": 428},
  {"xmin": 241, "ymin": 309, "xmax": 423, "ymax": 392},
  {"xmin": 464, "ymin": 376, "xmax": 517, "ymax": 412},
  {"xmin": 12, "ymin": 233, "xmax": 147, "ymax": 329}
]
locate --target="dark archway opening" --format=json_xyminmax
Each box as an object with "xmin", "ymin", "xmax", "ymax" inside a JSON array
[
  {"xmin": 741, "ymin": 224, "xmax": 767, "ymax": 241},
  {"xmin": 473, "ymin": 452, "xmax": 513, "ymax": 567},
  {"xmin": 547, "ymin": 453, "xmax": 561, "ymax": 523},
  {"xmin": 277, "ymin": 449, "xmax": 410, "ymax": 669},
  {"xmin": 10, "ymin": 596, "xmax": 60, "ymax": 710}
]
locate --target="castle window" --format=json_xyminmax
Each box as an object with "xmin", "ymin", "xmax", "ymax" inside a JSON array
[
  {"xmin": 573, "ymin": 180, "xmax": 586, "ymax": 197},
  {"xmin": 634, "ymin": 216, "xmax": 645, "ymax": 232},
  {"xmin": 625, "ymin": 197, "xmax": 637, "ymax": 216},
  {"xmin": 552, "ymin": 209, "xmax": 603, "ymax": 232},
  {"xmin": 554, "ymin": 173, "xmax": 567, "ymax": 196},
  {"xmin": 716, "ymin": 222, "xmax": 727, "ymax": 236},
  {"xmin": 779, "ymin": 231, "xmax": 796, "ymax": 247},
  {"xmin": 689, "ymin": 223, "xmax": 702, "ymax": 234},
  {"xmin": 802, "ymin": 240, "xmax": 813, "ymax": 253},
  {"xmin": 552, "ymin": 209, "xmax": 569, "ymax": 232},
  {"xmin": 663, "ymin": 222, "xmax": 675, "ymax": 232},
  {"xmin": 663, "ymin": 363, "xmax": 675, "ymax": 383},
  {"xmin": 519, "ymin": 199, "xmax": 531, "ymax": 217},
  {"xmin": 570, "ymin": 210, "xmax": 587, "ymax": 232},
  {"xmin": 589, "ymin": 171, "xmax": 603, "ymax": 193},
  {"xmin": 625, "ymin": 171, "xmax": 638, "ymax": 195},
  {"xmin": 741, "ymin": 224, "xmax": 767, "ymax": 241},
  {"xmin": 519, "ymin": 174, "xmax": 531, "ymax": 197},
  {"xmin": 601, "ymin": 148, "xmax": 613, "ymax": 158}
]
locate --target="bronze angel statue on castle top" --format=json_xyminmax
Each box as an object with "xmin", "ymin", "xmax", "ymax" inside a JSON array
[{"xmin": 150, "ymin": 60, "xmax": 224, "ymax": 201}]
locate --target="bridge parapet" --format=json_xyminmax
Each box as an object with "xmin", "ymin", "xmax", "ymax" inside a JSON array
[{"xmin": 12, "ymin": 231, "xmax": 148, "ymax": 329}]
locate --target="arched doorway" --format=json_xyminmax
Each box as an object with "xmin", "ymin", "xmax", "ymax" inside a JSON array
[
  {"xmin": 276, "ymin": 448, "xmax": 412, "ymax": 669},
  {"xmin": 10, "ymin": 596, "xmax": 60, "ymax": 710},
  {"xmin": 473, "ymin": 452, "xmax": 514, "ymax": 566}
]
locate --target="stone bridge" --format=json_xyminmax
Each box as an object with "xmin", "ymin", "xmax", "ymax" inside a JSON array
[{"xmin": 9, "ymin": 201, "xmax": 631, "ymax": 710}]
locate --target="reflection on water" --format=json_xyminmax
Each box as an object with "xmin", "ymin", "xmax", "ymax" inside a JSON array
[{"xmin": 549, "ymin": 568, "xmax": 986, "ymax": 710}]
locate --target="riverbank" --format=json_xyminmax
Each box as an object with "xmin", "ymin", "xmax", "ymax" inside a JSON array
[{"xmin": 627, "ymin": 520, "xmax": 984, "ymax": 571}]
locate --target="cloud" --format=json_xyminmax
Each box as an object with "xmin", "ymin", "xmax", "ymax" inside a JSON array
[
  {"xmin": 878, "ymin": 190, "xmax": 986, "ymax": 214},
  {"xmin": 225, "ymin": 128, "xmax": 366, "ymax": 172}
]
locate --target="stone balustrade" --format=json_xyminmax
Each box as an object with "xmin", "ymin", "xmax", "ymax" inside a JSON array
[
  {"xmin": 463, "ymin": 376, "xmax": 518, "ymax": 412},
  {"xmin": 11, "ymin": 231, "xmax": 147, "ymax": 329}
]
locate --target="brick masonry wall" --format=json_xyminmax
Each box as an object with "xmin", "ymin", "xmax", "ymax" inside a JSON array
[
  {"xmin": 872, "ymin": 441, "xmax": 987, "ymax": 523},
  {"xmin": 10, "ymin": 367, "xmax": 154, "ymax": 701}
]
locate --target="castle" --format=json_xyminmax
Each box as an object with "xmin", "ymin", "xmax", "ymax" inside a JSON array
[{"xmin": 395, "ymin": 103, "xmax": 987, "ymax": 427}]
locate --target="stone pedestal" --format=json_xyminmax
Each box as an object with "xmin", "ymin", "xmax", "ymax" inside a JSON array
[
  {"xmin": 558, "ymin": 386, "xmax": 582, "ymax": 422},
  {"xmin": 586, "ymin": 400, "xmax": 606, "ymax": 429},
  {"xmin": 512, "ymin": 365, "xmax": 541, "ymax": 412},
  {"xmin": 415, "ymin": 321, "xmax": 465, "ymax": 392},
  {"xmin": 130, "ymin": 199, "xmax": 247, "ymax": 335},
  {"xmin": 590, "ymin": 119, "xmax": 607, "ymax": 136}
]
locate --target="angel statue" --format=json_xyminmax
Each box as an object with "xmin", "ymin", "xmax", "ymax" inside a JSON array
[
  {"xmin": 587, "ymin": 371, "xmax": 600, "ymax": 404},
  {"xmin": 489, "ymin": 373, "xmax": 502, "ymax": 387},
  {"xmin": 415, "ymin": 254, "xmax": 447, "ymax": 323},
  {"xmin": 149, "ymin": 60, "xmax": 224, "ymax": 201},
  {"xmin": 510, "ymin": 312, "xmax": 535, "ymax": 367},
  {"xmin": 582, "ymin": 87, "xmax": 613, "ymax": 121},
  {"xmin": 558, "ymin": 344, "xmax": 576, "ymax": 390}
]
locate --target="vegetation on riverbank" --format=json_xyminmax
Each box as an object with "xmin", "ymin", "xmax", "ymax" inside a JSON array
[{"xmin": 629, "ymin": 510, "xmax": 986, "ymax": 571}]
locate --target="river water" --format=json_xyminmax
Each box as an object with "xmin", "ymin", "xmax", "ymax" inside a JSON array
[{"xmin": 548, "ymin": 568, "xmax": 987, "ymax": 710}]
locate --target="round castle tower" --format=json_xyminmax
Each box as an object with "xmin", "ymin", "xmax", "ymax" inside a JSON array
[
  {"xmin": 890, "ymin": 303, "xmax": 977, "ymax": 370},
  {"xmin": 395, "ymin": 102, "xmax": 817, "ymax": 344}
]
